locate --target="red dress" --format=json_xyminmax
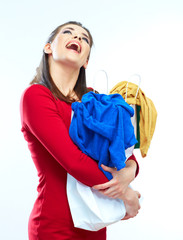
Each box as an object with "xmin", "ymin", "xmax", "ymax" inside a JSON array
[{"xmin": 20, "ymin": 84, "xmax": 138, "ymax": 240}]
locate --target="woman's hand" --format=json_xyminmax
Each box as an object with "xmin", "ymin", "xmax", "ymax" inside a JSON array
[
  {"xmin": 92, "ymin": 160, "xmax": 137, "ymax": 199},
  {"xmin": 122, "ymin": 187, "xmax": 141, "ymax": 220},
  {"xmin": 92, "ymin": 161, "xmax": 141, "ymax": 219}
]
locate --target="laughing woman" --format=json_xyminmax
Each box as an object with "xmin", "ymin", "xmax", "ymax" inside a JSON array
[{"xmin": 20, "ymin": 21, "xmax": 140, "ymax": 240}]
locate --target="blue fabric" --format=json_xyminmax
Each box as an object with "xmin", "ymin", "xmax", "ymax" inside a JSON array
[{"xmin": 69, "ymin": 92, "xmax": 137, "ymax": 180}]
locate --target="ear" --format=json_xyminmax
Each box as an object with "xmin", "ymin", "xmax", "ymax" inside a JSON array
[
  {"xmin": 44, "ymin": 43, "xmax": 52, "ymax": 54},
  {"xmin": 83, "ymin": 59, "xmax": 89, "ymax": 69}
]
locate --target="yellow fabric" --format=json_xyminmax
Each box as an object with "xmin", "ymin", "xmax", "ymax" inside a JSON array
[{"xmin": 110, "ymin": 81, "xmax": 157, "ymax": 157}]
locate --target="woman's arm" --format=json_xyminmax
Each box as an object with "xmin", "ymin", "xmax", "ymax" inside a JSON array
[
  {"xmin": 20, "ymin": 85, "xmax": 108, "ymax": 187},
  {"xmin": 93, "ymin": 156, "xmax": 139, "ymax": 198},
  {"xmin": 93, "ymin": 156, "xmax": 141, "ymax": 218}
]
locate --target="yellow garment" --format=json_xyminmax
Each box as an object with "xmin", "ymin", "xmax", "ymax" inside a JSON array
[{"xmin": 110, "ymin": 81, "xmax": 157, "ymax": 157}]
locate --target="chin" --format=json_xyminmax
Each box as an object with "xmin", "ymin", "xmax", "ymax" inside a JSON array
[{"xmin": 62, "ymin": 57, "xmax": 83, "ymax": 69}]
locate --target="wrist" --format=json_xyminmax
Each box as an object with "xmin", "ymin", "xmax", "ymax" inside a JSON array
[
  {"xmin": 125, "ymin": 160, "xmax": 137, "ymax": 181},
  {"xmin": 120, "ymin": 187, "xmax": 133, "ymax": 203}
]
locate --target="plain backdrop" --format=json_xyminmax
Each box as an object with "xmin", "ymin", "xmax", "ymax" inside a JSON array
[{"xmin": 0, "ymin": 0, "xmax": 183, "ymax": 239}]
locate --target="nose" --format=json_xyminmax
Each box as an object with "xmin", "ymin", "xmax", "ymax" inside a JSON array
[{"xmin": 74, "ymin": 35, "xmax": 82, "ymax": 41}]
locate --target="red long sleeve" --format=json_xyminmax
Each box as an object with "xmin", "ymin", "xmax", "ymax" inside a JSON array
[
  {"xmin": 20, "ymin": 84, "xmax": 108, "ymax": 187},
  {"xmin": 20, "ymin": 84, "xmax": 138, "ymax": 240}
]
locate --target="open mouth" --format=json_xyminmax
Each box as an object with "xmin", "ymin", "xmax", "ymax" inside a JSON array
[{"xmin": 66, "ymin": 41, "xmax": 81, "ymax": 53}]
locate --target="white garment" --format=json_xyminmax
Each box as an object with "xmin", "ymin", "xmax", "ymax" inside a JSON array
[{"xmin": 67, "ymin": 173, "xmax": 126, "ymax": 231}]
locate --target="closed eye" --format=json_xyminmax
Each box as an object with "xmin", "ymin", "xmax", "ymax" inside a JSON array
[
  {"xmin": 82, "ymin": 37, "xmax": 89, "ymax": 44},
  {"xmin": 62, "ymin": 28, "xmax": 90, "ymax": 45},
  {"xmin": 62, "ymin": 30, "xmax": 72, "ymax": 34}
]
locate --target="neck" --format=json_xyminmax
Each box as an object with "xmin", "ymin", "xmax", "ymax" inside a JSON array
[{"xmin": 49, "ymin": 58, "xmax": 80, "ymax": 96}]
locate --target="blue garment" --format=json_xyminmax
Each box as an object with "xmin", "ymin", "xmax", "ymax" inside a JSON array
[{"xmin": 69, "ymin": 92, "xmax": 137, "ymax": 180}]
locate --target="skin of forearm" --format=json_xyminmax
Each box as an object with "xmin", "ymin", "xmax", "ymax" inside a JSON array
[{"xmin": 125, "ymin": 159, "xmax": 137, "ymax": 182}]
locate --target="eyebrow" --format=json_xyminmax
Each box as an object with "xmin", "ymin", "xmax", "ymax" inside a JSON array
[{"xmin": 63, "ymin": 27, "xmax": 90, "ymax": 40}]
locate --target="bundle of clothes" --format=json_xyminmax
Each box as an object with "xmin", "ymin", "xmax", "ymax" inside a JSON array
[
  {"xmin": 70, "ymin": 81, "xmax": 157, "ymax": 177},
  {"xmin": 67, "ymin": 80, "xmax": 157, "ymax": 231},
  {"xmin": 69, "ymin": 90, "xmax": 137, "ymax": 180}
]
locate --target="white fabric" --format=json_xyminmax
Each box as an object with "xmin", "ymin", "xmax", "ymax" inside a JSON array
[{"xmin": 67, "ymin": 173, "xmax": 126, "ymax": 231}]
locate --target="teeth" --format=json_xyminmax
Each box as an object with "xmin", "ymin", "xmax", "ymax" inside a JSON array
[{"xmin": 66, "ymin": 42, "xmax": 81, "ymax": 53}]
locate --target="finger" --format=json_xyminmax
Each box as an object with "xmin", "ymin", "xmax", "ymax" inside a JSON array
[
  {"xmin": 101, "ymin": 164, "xmax": 115, "ymax": 174},
  {"xmin": 98, "ymin": 183, "xmax": 124, "ymax": 198},
  {"xmin": 98, "ymin": 191, "xmax": 120, "ymax": 199},
  {"xmin": 93, "ymin": 178, "xmax": 116, "ymax": 190},
  {"xmin": 124, "ymin": 212, "xmax": 138, "ymax": 219},
  {"xmin": 136, "ymin": 191, "xmax": 141, "ymax": 199},
  {"xmin": 98, "ymin": 190, "xmax": 115, "ymax": 199},
  {"xmin": 122, "ymin": 214, "xmax": 131, "ymax": 220},
  {"xmin": 98, "ymin": 187, "xmax": 119, "ymax": 199}
]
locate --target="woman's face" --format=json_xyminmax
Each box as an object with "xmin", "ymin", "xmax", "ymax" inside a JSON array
[{"xmin": 46, "ymin": 24, "xmax": 91, "ymax": 69}]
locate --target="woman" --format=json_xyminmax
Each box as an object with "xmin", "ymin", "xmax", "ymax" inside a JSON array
[{"xmin": 20, "ymin": 21, "xmax": 140, "ymax": 240}]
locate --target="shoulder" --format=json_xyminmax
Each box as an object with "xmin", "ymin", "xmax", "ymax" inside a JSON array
[
  {"xmin": 21, "ymin": 84, "xmax": 56, "ymax": 105},
  {"xmin": 22, "ymin": 84, "xmax": 52, "ymax": 98},
  {"xmin": 20, "ymin": 84, "xmax": 58, "ymax": 117}
]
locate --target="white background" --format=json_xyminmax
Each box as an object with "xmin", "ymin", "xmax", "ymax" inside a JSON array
[{"xmin": 0, "ymin": 0, "xmax": 183, "ymax": 239}]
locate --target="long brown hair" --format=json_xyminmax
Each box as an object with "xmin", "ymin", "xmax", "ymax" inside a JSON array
[{"xmin": 30, "ymin": 21, "xmax": 93, "ymax": 102}]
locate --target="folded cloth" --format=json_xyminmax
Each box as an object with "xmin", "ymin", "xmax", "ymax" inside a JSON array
[
  {"xmin": 110, "ymin": 81, "xmax": 157, "ymax": 157},
  {"xmin": 69, "ymin": 92, "xmax": 137, "ymax": 180}
]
